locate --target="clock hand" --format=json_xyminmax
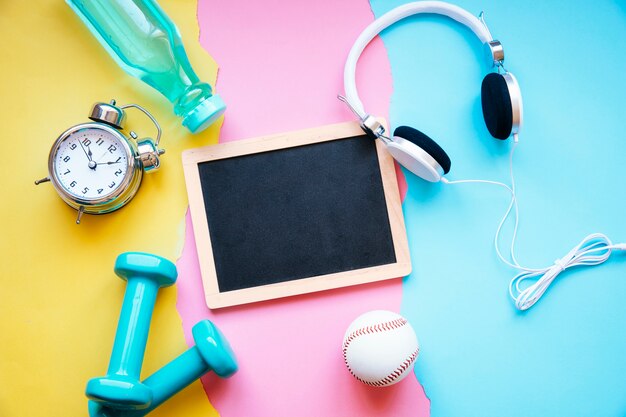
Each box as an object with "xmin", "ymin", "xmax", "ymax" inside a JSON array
[
  {"xmin": 97, "ymin": 156, "xmax": 123, "ymax": 166},
  {"xmin": 78, "ymin": 140, "xmax": 91, "ymax": 161},
  {"xmin": 78, "ymin": 140, "xmax": 97, "ymax": 169},
  {"xmin": 95, "ymin": 149, "xmax": 109, "ymax": 163}
]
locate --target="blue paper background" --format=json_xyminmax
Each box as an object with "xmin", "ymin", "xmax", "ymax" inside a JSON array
[{"xmin": 367, "ymin": 1, "xmax": 626, "ymax": 415}]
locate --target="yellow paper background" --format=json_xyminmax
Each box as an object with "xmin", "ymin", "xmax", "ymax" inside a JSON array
[{"xmin": 0, "ymin": 1, "xmax": 220, "ymax": 416}]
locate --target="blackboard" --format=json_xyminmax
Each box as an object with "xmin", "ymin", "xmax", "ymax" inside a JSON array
[{"xmin": 183, "ymin": 121, "xmax": 410, "ymax": 308}]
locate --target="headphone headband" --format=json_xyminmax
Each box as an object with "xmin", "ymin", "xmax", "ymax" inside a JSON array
[{"xmin": 343, "ymin": 1, "xmax": 495, "ymax": 119}]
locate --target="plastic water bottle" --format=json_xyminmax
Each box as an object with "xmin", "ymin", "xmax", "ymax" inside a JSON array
[{"xmin": 67, "ymin": 0, "xmax": 226, "ymax": 134}]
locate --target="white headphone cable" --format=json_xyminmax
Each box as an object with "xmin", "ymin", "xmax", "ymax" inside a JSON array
[
  {"xmin": 440, "ymin": 135, "xmax": 626, "ymax": 310},
  {"xmin": 440, "ymin": 138, "xmax": 522, "ymax": 271}
]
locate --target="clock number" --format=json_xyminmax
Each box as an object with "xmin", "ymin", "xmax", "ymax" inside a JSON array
[
  {"xmin": 97, "ymin": 188, "xmax": 104, "ymax": 194},
  {"xmin": 63, "ymin": 169, "xmax": 70, "ymax": 175},
  {"xmin": 108, "ymin": 181, "xmax": 116, "ymax": 189},
  {"xmin": 81, "ymin": 187, "xmax": 89, "ymax": 195},
  {"xmin": 96, "ymin": 138, "xmax": 104, "ymax": 146},
  {"xmin": 70, "ymin": 181, "xmax": 77, "ymax": 188},
  {"xmin": 82, "ymin": 138, "xmax": 92, "ymax": 146},
  {"xmin": 114, "ymin": 169, "xmax": 123, "ymax": 177},
  {"xmin": 70, "ymin": 143, "xmax": 77, "ymax": 150},
  {"xmin": 108, "ymin": 144, "xmax": 117, "ymax": 153},
  {"xmin": 63, "ymin": 155, "xmax": 70, "ymax": 162}
]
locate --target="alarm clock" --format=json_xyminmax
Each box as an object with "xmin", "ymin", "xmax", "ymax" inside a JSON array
[{"xmin": 35, "ymin": 100, "xmax": 165, "ymax": 224}]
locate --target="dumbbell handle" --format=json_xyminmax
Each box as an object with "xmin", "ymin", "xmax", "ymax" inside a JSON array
[
  {"xmin": 108, "ymin": 277, "xmax": 159, "ymax": 378},
  {"xmin": 144, "ymin": 346, "xmax": 210, "ymax": 414}
]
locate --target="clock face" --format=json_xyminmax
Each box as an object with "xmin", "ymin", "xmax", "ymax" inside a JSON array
[{"xmin": 53, "ymin": 126, "xmax": 131, "ymax": 201}]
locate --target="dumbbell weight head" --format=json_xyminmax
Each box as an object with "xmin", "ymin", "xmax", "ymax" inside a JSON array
[
  {"xmin": 192, "ymin": 320, "xmax": 238, "ymax": 378},
  {"xmin": 114, "ymin": 252, "xmax": 178, "ymax": 287}
]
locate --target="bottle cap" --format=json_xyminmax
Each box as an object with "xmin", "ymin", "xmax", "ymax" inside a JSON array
[{"xmin": 182, "ymin": 94, "xmax": 227, "ymax": 133}]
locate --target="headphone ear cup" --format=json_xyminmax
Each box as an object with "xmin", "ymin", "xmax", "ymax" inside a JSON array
[
  {"xmin": 481, "ymin": 73, "xmax": 514, "ymax": 140},
  {"xmin": 386, "ymin": 126, "xmax": 451, "ymax": 182}
]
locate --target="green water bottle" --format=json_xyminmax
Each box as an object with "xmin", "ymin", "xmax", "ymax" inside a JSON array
[{"xmin": 67, "ymin": 0, "xmax": 225, "ymax": 134}]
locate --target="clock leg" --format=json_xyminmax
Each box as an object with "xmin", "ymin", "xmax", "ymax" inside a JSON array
[{"xmin": 76, "ymin": 206, "xmax": 85, "ymax": 224}]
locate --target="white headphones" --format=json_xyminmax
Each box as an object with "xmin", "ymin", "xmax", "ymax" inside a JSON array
[
  {"xmin": 341, "ymin": 1, "xmax": 626, "ymax": 311},
  {"xmin": 340, "ymin": 1, "xmax": 522, "ymax": 182}
]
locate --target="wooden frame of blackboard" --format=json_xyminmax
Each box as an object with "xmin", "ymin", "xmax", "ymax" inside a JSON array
[{"xmin": 182, "ymin": 120, "xmax": 411, "ymax": 309}]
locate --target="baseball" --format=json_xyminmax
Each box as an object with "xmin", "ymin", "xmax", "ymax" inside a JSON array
[{"xmin": 342, "ymin": 310, "xmax": 419, "ymax": 387}]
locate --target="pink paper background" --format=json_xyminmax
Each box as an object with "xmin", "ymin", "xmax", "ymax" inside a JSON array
[{"xmin": 176, "ymin": 0, "xmax": 424, "ymax": 414}]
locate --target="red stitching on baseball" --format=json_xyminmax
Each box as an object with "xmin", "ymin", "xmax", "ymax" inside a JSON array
[
  {"xmin": 344, "ymin": 348, "xmax": 419, "ymax": 387},
  {"xmin": 342, "ymin": 318, "xmax": 407, "ymax": 354}
]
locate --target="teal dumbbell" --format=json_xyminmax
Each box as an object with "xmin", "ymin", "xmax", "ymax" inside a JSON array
[
  {"xmin": 88, "ymin": 320, "xmax": 238, "ymax": 417},
  {"xmin": 86, "ymin": 252, "xmax": 177, "ymax": 410}
]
